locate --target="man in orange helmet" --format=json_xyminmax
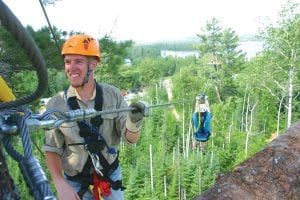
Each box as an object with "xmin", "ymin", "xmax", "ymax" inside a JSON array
[{"xmin": 42, "ymin": 34, "xmax": 148, "ymax": 200}]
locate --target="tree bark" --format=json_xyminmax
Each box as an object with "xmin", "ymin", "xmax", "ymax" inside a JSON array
[
  {"xmin": 0, "ymin": 144, "xmax": 20, "ymax": 200},
  {"xmin": 193, "ymin": 121, "xmax": 300, "ymax": 200}
]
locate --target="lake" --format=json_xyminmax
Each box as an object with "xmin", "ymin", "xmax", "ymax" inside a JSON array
[
  {"xmin": 238, "ymin": 41, "xmax": 264, "ymax": 59},
  {"xmin": 160, "ymin": 41, "xmax": 264, "ymax": 60}
]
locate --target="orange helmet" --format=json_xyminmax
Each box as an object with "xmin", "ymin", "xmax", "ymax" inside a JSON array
[{"xmin": 61, "ymin": 34, "xmax": 100, "ymax": 59}]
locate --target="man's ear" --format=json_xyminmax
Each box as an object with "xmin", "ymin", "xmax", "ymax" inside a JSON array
[{"xmin": 91, "ymin": 60, "xmax": 99, "ymax": 70}]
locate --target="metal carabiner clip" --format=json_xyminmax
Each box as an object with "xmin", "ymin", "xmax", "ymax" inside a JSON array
[{"xmin": 87, "ymin": 150, "xmax": 104, "ymax": 176}]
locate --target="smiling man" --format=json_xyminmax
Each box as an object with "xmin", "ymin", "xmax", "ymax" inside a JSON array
[{"xmin": 42, "ymin": 34, "xmax": 148, "ymax": 200}]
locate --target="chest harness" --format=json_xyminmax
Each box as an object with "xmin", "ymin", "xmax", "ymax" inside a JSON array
[
  {"xmin": 198, "ymin": 111, "xmax": 207, "ymax": 134},
  {"xmin": 64, "ymin": 83, "xmax": 125, "ymax": 199}
]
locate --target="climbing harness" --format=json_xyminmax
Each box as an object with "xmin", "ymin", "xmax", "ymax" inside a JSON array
[{"xmin": 64, "ymin": 81, "xmax": 124, "ymax": 198}]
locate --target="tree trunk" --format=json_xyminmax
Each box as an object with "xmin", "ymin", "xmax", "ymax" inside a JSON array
[
  {"xmin": 0, "ymin": 144, "xmax": 20, "ymax": 200},
  {"xmin": 214, "ymin": 85, "xmax": 221, "ymax": 103},
  {"xmin": 287, "ymin": 67, "xmax": 294, "ymax": 128},
  {"xmin": 277, "ymin": 96, "xmax": 285, "ymax": 137},
  {"xmin": 149, "ymin": 144, "xmax": 154, "ymax": 193},
  {"xmin": 193, "ymin": 121, "xmax": 300, "ymax": 200}
]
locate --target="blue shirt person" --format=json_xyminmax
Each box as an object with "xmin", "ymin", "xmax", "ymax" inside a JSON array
[
  {"xmin": 192, "ymin": 94, "xmax": 212, "ymax": 150},
  {"xmin": 192, "ymin": 104, "xmax": 211, "ymax": 142}
]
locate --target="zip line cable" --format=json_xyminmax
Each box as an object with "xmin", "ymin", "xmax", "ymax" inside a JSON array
[
  {"xmin": 0, "ymin": 99, "xmax": 194, "ymax": 135},
  {"xmin": 38, "ymin": 0, "xmax": 60, "ymax": 52}
]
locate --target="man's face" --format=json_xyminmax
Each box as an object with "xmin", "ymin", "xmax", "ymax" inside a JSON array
[{"xmin": 64, "ymin": 54, "xmax": 93, "ymax": 88}]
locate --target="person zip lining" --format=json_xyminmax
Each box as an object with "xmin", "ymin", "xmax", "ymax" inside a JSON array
[
  {"xmin": 192, "ymin": 93, "xmax": 212, "ymax": 151},
  {"xmin": 42, "ymin": 34, "xmax": 149, "ymax": 200}
]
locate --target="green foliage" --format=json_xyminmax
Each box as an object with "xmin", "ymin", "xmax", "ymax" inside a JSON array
[
  {"xmin": 197, "ymin": 18, "xmax": 223, "ymax": 57},
  {"xmin": 46, "ymin": 68, "xmax": 69, "ymax": 97},
  {"xmin": 216, "ymin": 131, "xmax": 246, "ymax": 172},
  {"xmin": 95, "ymin": 35, "xmax": 133, "ymax": 86},
  {"xmin": 11, "ymin": 71, "xmax": 38, "ymax": 97},
  {"xmin": 0, "ymin": 26, "xmax": 32, "ymax": 69},
  {"xmin": 27, "ymin": 26, "xmax": 65, "ymax": 69},
  {"xmin": 172, "ymin": 68, "xmax": 203, "ymax": 102}
]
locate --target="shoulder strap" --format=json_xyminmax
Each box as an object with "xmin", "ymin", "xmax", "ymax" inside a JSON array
[
  {"xmin": 200, "ymin": 112, "xmax": 207, "ymax": 128},
  {"xmin": 91, "ymin": 82, "xmax": 103, "ymax": 128},
  {"xmin": 197, "ymin": 112, "xmax": 207, "ymax": 134},
  {"xmin": 67, "ymin": 96, "xmax": 92, "ymax": 138}
]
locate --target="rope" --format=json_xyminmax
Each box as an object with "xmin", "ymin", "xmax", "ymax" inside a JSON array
[
  {"xmin": 38, "ymin": 0, "xmax": 60, "ymax": 52},
  {"xmin": 2, "ymin": 108, "xmax": 56, "ymax": 200},
  {"xmin": 0, "ymin": 1, "xmax": 48, "ymax": 109}
]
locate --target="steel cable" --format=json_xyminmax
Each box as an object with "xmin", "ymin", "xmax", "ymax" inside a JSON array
[{"xmin": 2, "ymin": 108, "xmax": 55, "ymax": 199}]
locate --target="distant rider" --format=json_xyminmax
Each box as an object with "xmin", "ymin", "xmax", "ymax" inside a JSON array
[{"xmin": 192, "ymin": 93, "xmax": 211, "ymax": 150}]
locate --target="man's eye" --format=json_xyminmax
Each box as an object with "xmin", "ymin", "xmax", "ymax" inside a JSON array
[
  {"xmin": 75, "ymin": 60, "xmax": 85, "ymax": 64},
  {"xmin": 65, "ymin": 60, "xmax": 71, "ymax": 65}
]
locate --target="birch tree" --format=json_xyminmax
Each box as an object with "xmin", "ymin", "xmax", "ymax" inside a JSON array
[{"xmin": 258, "ymin": 0, "xmax": 300, "ymax": 128}]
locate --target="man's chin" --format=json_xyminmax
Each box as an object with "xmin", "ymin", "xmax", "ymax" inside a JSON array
[{"xmin": 70, "ymin": 82, "xmax": 82, "ymax": 88}]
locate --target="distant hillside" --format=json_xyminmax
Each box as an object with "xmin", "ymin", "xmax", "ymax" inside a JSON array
[
  {"xmin": 135, "ymin": 34, "xmax": 261, "ymax": 45},
  {"xmin": 130, "ymin": 34, "xmax": 262, "ymax": 59}
]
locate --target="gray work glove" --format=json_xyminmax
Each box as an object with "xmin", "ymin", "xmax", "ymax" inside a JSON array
[
  {"xmin": 129, "ymin": 101, "xmax": 149, "ymax": 122},
  {"xmin": 126, "ymin": 101, "xmax": 149, "ymax": 132}
]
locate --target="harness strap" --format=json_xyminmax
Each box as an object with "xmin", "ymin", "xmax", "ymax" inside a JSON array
[
  {"xmin": 194, "ymin": 111, "xmax": 209, "ymax": 142},
  {"xmin": 77, "ymin": 185, "xmax": 89, "ymax": 199},
  {"xmin": 199, "ymin": 111, "xmax": 207, "ymax": 134}
]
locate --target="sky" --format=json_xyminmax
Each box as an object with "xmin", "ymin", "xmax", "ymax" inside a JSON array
[{"xmin": 2, "ymin": 0, "xmax": 297, "ymax": 43}]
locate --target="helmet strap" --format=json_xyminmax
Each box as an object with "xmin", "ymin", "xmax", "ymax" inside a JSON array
[{"xmin": 81, "ymin": 67, "xmax": 93, "ymax": 87}]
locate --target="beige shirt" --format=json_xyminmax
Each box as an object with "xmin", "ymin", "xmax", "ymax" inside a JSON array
[{"xmin": 42, "ymin": 83, "xmax": 129, "ymax": 176}]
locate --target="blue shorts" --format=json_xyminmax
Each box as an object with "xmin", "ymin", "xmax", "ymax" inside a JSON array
[
  {"xmin": 65, "ymin": 165, "xmax": 124, "ymax": 200},
  {"xmin": 194, "ymin": 132, "xmax": 210, "ymax": 142}
]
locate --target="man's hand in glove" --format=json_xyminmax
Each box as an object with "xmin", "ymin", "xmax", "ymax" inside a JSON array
[{"xmin": 126, "ymin": 101, "xmax": 149, "ymax": 132}]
